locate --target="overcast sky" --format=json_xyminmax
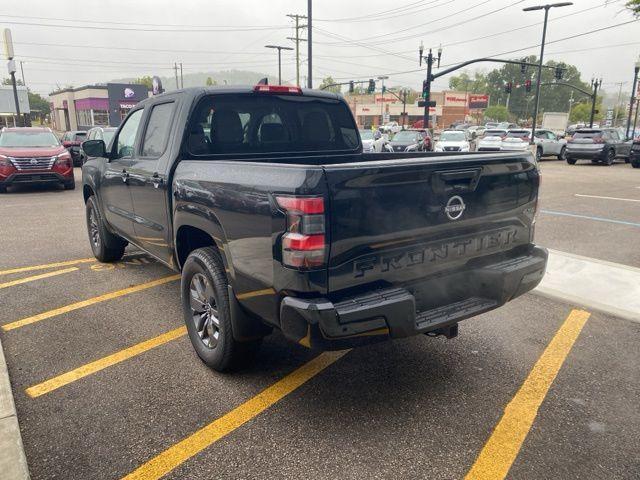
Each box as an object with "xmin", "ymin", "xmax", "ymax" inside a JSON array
[{"xmin": 1, "ymin": 0, "xmax": 638, "ymax": 97}]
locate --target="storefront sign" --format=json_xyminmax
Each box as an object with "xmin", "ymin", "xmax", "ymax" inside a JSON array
[
  {"xmin": 444, "ymin": 93, "xmax": 468, "ymax": 106},
  {"xmin": 106, "ymin": 83, "xmax": 149, "ymax": 127},
  {"xmin": 468, "ymin": 94, "xmax": 489, "ymax": 109}
]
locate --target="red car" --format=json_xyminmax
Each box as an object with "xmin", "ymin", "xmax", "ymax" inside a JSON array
[{"xmin": 0, "ymin": 127, "xmax": 75, "ymax": 193}]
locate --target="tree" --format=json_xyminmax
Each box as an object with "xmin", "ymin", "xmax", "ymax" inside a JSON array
[
  {"xmin": 624, "ymin": 0, "xmax": 640, "ymax": 15},
  {"xmin": 27, "ymin": 92, "xmax": 50, "ymax": 115},
  {"xmin": 205, "ymin": 77, "xmax": 217, "ymax": 86},
  {"xmin": 570, "ymin": 101, "xmax": 603, "ymax": 124},
  {"xmin": 2, "ymin": 78, "xmax": 24, "ymax": 86},
  {"xmin": 484, "ymin": 105, "xmax": 510, "ymax": 122},
  {"xmin": 319, "ymin": 76, "xmax": 341, "ymax": 93},
  {"xmin": 448, "ymin": 71, "xmax": 489, "ymax": 94},
  {"xmin": 133, "ymin": 76, "xmax": 153, "ymax": 88}
]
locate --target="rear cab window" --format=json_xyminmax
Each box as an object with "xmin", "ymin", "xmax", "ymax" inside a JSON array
[{"xmin": 186, "ymin": 93, "xmax": 359, "ymax": 156}]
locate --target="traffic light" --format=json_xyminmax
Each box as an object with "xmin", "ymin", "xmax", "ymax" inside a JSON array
[
  {"xmin": 382, "ymin": 85, "xmax": 386, "ymax": 94},
  {"xmin": 367, "ymin": 78, "xmax": 375, "ymax": 94},
  {"xmin": 505, "ymin": 82, "xmax": 512, "ymax": 94},
  {"xmin": 525, "ymin": 79, "xmax": 532, "ymax": 92},
  {"xmin": 520, "ymin": 62, "xmax": 527, "ymax": 75},
  {"xmin": 555, "ymin": 66, "xmax": 564, "ymax": 80},
  {"xmin": 349, "ymin": 81, "xmax": 354, "ymax": 94},
  {"xmin": 422, "ymin": 79, "xmax": 430, "ymax": 99}
]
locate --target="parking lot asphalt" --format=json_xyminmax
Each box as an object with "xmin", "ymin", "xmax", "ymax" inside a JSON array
[{"xmin": 1, "ymin": 164, "xmax": 639, "ymax": 479}]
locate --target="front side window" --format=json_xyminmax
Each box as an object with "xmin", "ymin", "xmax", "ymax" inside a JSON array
[
  {"xmin": 115, "ymin": 109, "xmax": 144, "ymax": 159},
  {"xmin": 141, "ymin": 102, "xmax": 175, "ymax": 157},
  {"xmin": 187, "ymin": 93, "xmax": 359, "ymax": 156}
]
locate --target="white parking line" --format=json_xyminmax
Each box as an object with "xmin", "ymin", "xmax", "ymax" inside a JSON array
[{"xmin": 574, "ymin": 194, "xmax": 640, "ymax": 203}]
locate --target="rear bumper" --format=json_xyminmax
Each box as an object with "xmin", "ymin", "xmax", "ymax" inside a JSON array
[
  {"xmin": 566, "ymin": 148, "xmax": 605, "ymax": 160},
  {"xmin": 0, "ymin": 171, "xmax": 73, "ymax": 187},
  {"xmin": 279, "ymin": 246, "xmax": 548, "ymax": 349}
]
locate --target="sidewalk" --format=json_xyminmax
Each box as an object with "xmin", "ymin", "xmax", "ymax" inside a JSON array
[{"xmin": 0, "ymin": 336, "xmax": 30, "ymax": 480}]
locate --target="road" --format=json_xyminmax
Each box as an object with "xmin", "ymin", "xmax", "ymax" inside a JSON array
[{"xmin": 0, "ymin": 161, "xmax": 639, "ymax": 480}]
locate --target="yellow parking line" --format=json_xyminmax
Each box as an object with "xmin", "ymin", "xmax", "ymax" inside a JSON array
[
  {"xmin": 0, "ymin": 267, "xmax": 78, "ymax": 289},
  {"xmin": 236, "ymin": 288, "xmax": 275, "ymax": 300},
  {"xmin": 122, "ymin": 350, "xmax": 350, "ymax": 480},
  {"xmin": 1, "ymin": 274, "xmax": 181, "ymax": 332},
  {"xmin": 0, "ymin": 258, "xmax": 96, "ymax": 276},
  {"xmin": 26, "ymin": 326, "xmax": 187, "ymax": 398},
  {"xmin": 464, "ymin": 309, "xmax": 590, "ymax": 480}
]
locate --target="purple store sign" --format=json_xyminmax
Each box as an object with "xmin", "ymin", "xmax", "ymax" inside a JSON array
[{"xmin": 74, "ymin": 98, "xmax": 109, "ymax": 111}]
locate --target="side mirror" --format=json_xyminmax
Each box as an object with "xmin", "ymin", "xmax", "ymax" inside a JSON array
[
  {"xmin": 82, "ymin": 139, "xmax": 107, "ymax": 158},
  {"xmin": 62, "ymin": 141, "xmax": 72, "ymax": 148}
]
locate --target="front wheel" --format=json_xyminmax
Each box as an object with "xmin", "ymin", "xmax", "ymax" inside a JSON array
[
  {"xmin": 0, "ymin": 185, "xmax": 6, "ymax": 193},
  {"xmin": 566, "ymin": 157, "xmax": 577, "ymax": 165},
  {"xmin": 558, "ymin": 146, "xmax": 566, "ymax": 161},
  {"xmin": 632, "ymin": 160, "xmax": 640, "ymax": 169},
  {"xmin": 181, "ymin": 247, "xmax": 261, "ymax": 372},
  {"xmin": 64, "ymin": 180, "xmax": 76, "ymax": 190},
  {"xmin": 85, "ymin": 196, "xmax": 126, "ymax": 262},
  {"xmin": 536, "ymin": 147, "xmax": 542, "ymax": 163}
]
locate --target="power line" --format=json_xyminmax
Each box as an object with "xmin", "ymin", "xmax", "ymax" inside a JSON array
[
  {"xmin": 314, "ymin": 0, "xmax": 435, "ymax": 22},
  {"xmin": 286, "ymin": 14, "xmax": 307, "ymax": 86}
]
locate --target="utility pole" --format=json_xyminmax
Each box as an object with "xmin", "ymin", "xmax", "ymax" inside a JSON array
[
  {"xmin": 419, "ymin": 42, "xmax": 441, "ymax": 129},
  {"xmin": 633, "ymin": 98, "xmax": 640, "ymax": 138},
  {"xmin": 589, "ymin": 78, "xmax": 602, "ymax": 128},
  {"xmin": 286, "ymin": 14, "xmax": 307, "ymax": 87},
  {"xmin": 180, "ymin": 62, "xmax": 183, "ymax": 89},
  {"xmin": 19, "ymin": 60, "xmax": 25, "ymax": 87},
  {"xmin": 173, "ymin": 63, "xmax": 179, "ymax": 89},
  {"xmin": 265, "ymin": 45, "xmax": 293, "ymax": 85},
  {"xmin": 612, "ymin": 81, "xmax": 625, "ymax": 126},
  {"xmin": 626, "ymin": 56, "xmax": 640, "ymax": 138},
  {"xmin": 307, "ymin": 0, "xmax": 312, "ymax": 89},
  {"xmin": 3, "ymin": 29, "xmax": 21, "ymax": 127},
  {"xmin": 378, "ymin": 75, "xmax": 388, "ymax": 125},
  {"xmin": 524, "ymin": 2, "xmax": 573, "ymax": 144}
]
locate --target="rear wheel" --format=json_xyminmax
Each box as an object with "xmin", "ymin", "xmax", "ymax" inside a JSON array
[
  {"xmin": 557, "ymin": 146, "xmax": 566, "ymax": 161},
  {"xmin": 181, "ymin": 247, "xmax": 261, "ymax": 372},
  {"xmin": 604, "ymin": 148, "xmax": 615, "ymax": 166},
  {"xmin": 85, "ymin": 196, "xmax": 126, "ymax": 262}
]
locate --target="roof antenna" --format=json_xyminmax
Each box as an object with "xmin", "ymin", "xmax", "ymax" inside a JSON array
[{"xmin": 257, "ymin": 77, "xmax": 269, "ymax": 85}]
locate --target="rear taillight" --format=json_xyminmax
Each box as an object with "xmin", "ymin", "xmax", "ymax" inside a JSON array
[
  {"xmin": 276, "ymin": 195, "xmax": 325, "ymax": 268},
  {"xmin": 254, "ymin": 85, "xmax": 302, "ymax": 94}
]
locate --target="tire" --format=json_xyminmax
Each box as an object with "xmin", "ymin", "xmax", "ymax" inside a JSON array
[
  {"xmin": 604, "ymin": 148, "xmax": 615, "ymax": 166},
  {"xmin": 566, "ymin": 157, "xmax": 577, "ymax": 165},
  {"xmin": 0, "ymin": 185, "xmax": 6, "ymax": 193},
  {"xmin": 85, "ymin": 195, "xmax": 126, "ymax": 262},
  {"xmin": 64, "ymin": 180, "xmax": 76, "ymax": 190},
  {"xmin": 557, "ymin": 146, "xmax": 566, "ymax": 161},
  {"xmin": 632, "ymin": 160, "xmax": 640, "ymax": 169},
  {"xmin": 181, "ymin": 247, "xmax": 261, "ymax": 372},
  {"xmin": 536, "ymin": 147, "xmax": 542, "ymax": 163}
]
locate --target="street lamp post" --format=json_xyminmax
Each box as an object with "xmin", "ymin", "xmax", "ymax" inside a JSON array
[
  {"xmin": 378, "ymin": 75, "xmax": 389, "ymax": 126},
  {"xmin": 523, "ymin": 2, "xmax": 572, "ymax": 144},
  {"xmin": 626, "ymin": 56, "xmax": 640, "ymax": 138},
  {"xmin": 418, "ymin": 42, "xmax": 442, "ymax": 129},
  {"xmin": 265, "ymin": 45, "xmax": 294, "ymax": 85}
]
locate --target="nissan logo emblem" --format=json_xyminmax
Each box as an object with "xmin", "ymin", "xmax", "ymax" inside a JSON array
[
  {"xmin": 30, "ymin": 158, "xmax": 38, "ymax": 165},
  {"xmin": 444, "ymin": 195, "xmax": 466, "ymax": 221}
]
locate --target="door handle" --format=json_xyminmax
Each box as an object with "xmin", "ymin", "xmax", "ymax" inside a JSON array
[
  {"xmin": 151, "ymin": 173, "xmax": 163, "ymax": 189},
  {"xmin": 121, "ymin": 169, "xmax": 129, "ymax": 183}
]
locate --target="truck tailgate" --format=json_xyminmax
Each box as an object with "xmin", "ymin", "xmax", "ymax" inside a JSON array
[{"xmin": 323, "ymin": 153, "xmax": 539, "ymax": 293}]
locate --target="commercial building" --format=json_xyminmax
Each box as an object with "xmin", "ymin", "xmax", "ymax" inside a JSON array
[
  {"xmin": 49, "ymin": 83, "xmax": 149, "ymax": 132},
  {"xmin": 344, "ymin": 90, "xmax": 489, "ymax": 129}
]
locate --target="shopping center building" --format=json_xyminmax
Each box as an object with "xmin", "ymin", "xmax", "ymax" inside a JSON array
[{"xmin": 49, "ymin": 83, "xmax": 149, "ymax": 131}]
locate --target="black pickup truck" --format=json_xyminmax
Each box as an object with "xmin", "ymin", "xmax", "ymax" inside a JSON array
[{"xmin": 81, "ymin": 85, "xmax": 547, "ymax": 371}]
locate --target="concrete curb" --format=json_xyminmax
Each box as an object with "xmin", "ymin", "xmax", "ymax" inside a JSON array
[{"xmin": 0, "ymin": 336, "xmax": 30, "ymax": 480}]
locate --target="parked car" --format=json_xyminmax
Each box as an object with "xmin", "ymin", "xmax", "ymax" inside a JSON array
[
  {"xmin": 484, "ymin": 122, "xmax": 499, "ymax": 129},
  {"xmin": 80, "ymin": 127, "xmax": 117, "ymax": 164},
  {"xmin": 380, "ymin": 121, "xmax": 402, "ymax": 134},
  {"xmin": 0, "ymin": 127, "xmax": 74, "ymax": 193},
  {"xmin": 434, "ymin": 130, "xmax": 470, "ymax": 152},
  {"xmin": 630, "ymin": 140, "xmax": 640, "ymax": 168},
  {"xmin": 81, "ymin": 84, "xmax": 546, "ymax": 371},
  {"xmin": 61, "ymin": 130, "xmax": 87, "ymax": 166},
  {"xmin": 360, "ymin": 129, "xmax": 392, "ymax": 152},
  {"xmin": 501, "ymin": 129, "xmax": 531, "ymax": 154},
  {"xmin": 565, "ymin": 128, "xmax": 632, "ymax": 165},
  {"xmin": 477, "ymin": 129, "xmax": 507, "ymax": 152},
  {"xmin": 389, "ymin": 129, "xmax": 431, "ymax": 152},
  {"xmin": 533, "ymin": 129, "xmax": 567, "ymax": 161}
]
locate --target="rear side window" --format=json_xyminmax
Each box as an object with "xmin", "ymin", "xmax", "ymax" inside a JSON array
[
  {"xmin": 142, "ymin": 102, "xmax": 175, "ymax": 157},
  {"xmin": 187, "ymin": 93, "xmax": 359, "ymax": 156}
]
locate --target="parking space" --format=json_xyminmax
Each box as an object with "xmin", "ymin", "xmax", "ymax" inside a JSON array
[{"xmin": 1, "ymin": 163, "xmax": 640, "ymax": 480}]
